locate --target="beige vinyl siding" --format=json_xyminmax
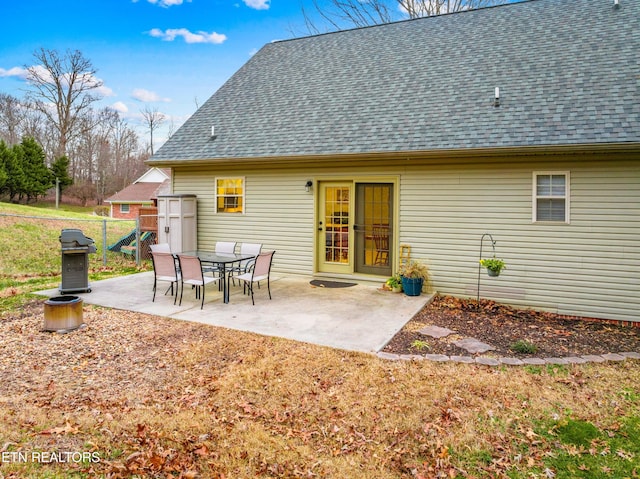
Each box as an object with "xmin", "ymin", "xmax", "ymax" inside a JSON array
[
  {"xmin": 400, "ymin": 159, "xmax": 639, "ymax": 322},
  {"xmin": 171, "ymin": 156, "xmax": 639, "ymax": 323},
  {"xmin": 174, "ymin": 167, "xmax": 316, "ymax": 274}
]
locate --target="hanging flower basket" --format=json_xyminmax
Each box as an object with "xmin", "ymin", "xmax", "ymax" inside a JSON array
[{"xmin": 479, "ymin": 258, "xmax": 506, "ymax": 277}]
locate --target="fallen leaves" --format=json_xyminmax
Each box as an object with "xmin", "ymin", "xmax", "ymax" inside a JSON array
[
  {"xmin": 384, "ymin": 294, "xmax": 640, "ymax": 358},
  {"xmin": 99, "ymin": 423, "xmax": 204, "ymax": 478},
  {"xmin": 0, "ymin": 299, "xmax": 638, "ymax": 478},
  {"xmin": 1, "ymin": 441, "xmax": 18, "ymax": 453},
  {"xmin": 40, "ymin": 422, "xmax": 80, "ymax": 436}
]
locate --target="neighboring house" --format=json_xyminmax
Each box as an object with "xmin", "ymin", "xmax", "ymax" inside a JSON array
[
  {"xmin": 105, "ymin": 168, "xmax": 170, "ymax": 219},
  {"xmin": 148, "ymin": 0, "xmax": 640, "ymax": 323}
]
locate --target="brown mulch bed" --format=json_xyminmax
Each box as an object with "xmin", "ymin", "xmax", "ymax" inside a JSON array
[{"xmin": 382, "ymin": 294, "xmax": 640, "ymax": 359}]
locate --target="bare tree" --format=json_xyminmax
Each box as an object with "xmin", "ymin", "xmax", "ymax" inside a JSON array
[
  {"xmin": 302, "ymin": 0, "xmax": 510, "ymax": 33},
  {"xmin": 140, "ymin": 105, "xmax": 166, "ymax": 155},
  {"xmin": 111, "ymin": 115, "xmax": 142, "ymax": 188},
  {"xmin": 0, "ymin": 95, "xmax": 56, "ymax": 162},
  {"xmin": 6, "ymin": 48, "xmax": 156, "ymax": 206},
  {"xmin": 399, "ymin": 0, "xmax": 507, "ymax": 17},
  {"xmin": 64, "ymin": 107, "xmax": 147, "ymax": 205},
  {"xmin": 166, "ymin": 118, "xmax": 177, "ymax": 141},
  {"xmin": 0, "ymin": 93, "xmax": 25, "ymax": 146},
  {"xmin": 24, "ymin": 48, "xmax": 104, "ymax": 159}
]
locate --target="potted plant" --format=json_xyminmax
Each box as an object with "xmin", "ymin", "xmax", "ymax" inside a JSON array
[
  {"xmin": 479, "ymin": 257, "xmax": 506, "ymax": 277},
  {"xmin": 385, "ymin": 274, "xmax": 403, "ymax": 293},
  {"xmin": 399, "ymin": 260, "xmax": 430, "ymax": 296}
]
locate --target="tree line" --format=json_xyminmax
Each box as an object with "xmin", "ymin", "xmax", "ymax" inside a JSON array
[
  {"xmin": 0, "ymin": 49, "xmax": 153, "ymax": 206},
  {"xmin": 0, "ymin": 137, "xmax": 72, "ymax": 203}
]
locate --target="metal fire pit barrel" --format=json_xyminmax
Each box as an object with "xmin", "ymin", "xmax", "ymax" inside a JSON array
[{"xmin": 43, "ymin": 296, "xmax": 84, "ymax": 332}]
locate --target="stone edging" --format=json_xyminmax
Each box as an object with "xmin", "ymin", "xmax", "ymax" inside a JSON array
[{"xmin": 376, "ymin": 351, "xmax": 640, "ymax": 366}]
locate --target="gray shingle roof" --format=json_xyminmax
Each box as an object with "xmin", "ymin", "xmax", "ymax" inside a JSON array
[{"xmin": 151, "ymin": 0, "xmax": 640, "ymax": 163}]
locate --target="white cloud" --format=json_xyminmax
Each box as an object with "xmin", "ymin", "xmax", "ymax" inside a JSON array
[
  {"xmin": 131, "ymin": 88, "xmax": 171, "ymax": 102},
  {"xmin": 95, "ymin": 79, "xmax": 114, "ymax": 97},
  {"xmin": 110, "ymin": 101, "xmax": 129, "ymax": 113},
  {"xmin": 0, "ymin": 66, "xmax": 29, "ymax": 79},
  {"xmin": 243, "ymin": 0, "xmax": 270, "ymax": 10},
  {"xmin": 149, "ymin": 28, "xmax": 227, "ymax": 44},
  {"xmin": 146, "ymin": 0, "xmax": 190, "ymax": 7},
  {"xmin": 23, "ymin": 64, "xmax": 54, "ymax": 82}
]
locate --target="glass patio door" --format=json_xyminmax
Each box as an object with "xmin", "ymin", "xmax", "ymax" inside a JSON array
[
  {"xmin": 317, "ymin": 182, "xmax": 352, "ymax": 274},
  {"xmin": 354, "ymin": 183, "xmax": 393, "ymax": 276}
]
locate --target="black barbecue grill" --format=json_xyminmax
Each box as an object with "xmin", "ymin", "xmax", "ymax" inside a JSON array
[{"xmin": 59, "ymin": 228, "xmax": 96, "ymax": 293}]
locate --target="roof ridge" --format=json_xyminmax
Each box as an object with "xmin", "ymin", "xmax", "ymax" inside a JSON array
[{"xmin": 273, "ymin": 0, "xmax": 538, "ymax": 44}]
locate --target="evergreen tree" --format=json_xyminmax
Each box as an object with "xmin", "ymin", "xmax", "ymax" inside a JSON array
[
  {"xmin": 1, "ymin": 140, "xmax": 25, "ymax": 202},
  {"xmin": 0, "ymin": 141, "xmax": 10, "ymax": 194},
  {"xmin": 50, "ymin": 155, "xmax": 73, "ymax": 194},
  {"xmin": 19, "ymin": 137, "xmax": 53, "ymax": 202}
]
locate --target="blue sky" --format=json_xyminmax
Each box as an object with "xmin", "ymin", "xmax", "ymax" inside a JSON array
[{"xmin": 0, "ymin": 0, "xmax": 328, "ymax": 148}]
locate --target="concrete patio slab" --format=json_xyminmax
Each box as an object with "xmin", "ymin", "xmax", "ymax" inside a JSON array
[{"xmin": 35, "ymin": 272, "xmax": 432, "ymax": 353}]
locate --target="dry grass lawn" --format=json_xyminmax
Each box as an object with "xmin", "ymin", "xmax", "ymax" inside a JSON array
[{"xmin": 0, "ymin": 300, "xmax": 639, "ymax": 478}]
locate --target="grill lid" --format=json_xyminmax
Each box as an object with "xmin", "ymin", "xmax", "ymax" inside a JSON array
[{"xmin": 59, "ymin": 228, "xmax": 95, "ymax": 247}]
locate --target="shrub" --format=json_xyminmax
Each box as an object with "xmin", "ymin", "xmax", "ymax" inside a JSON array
[
  {"xmin": 510, "ymin": 340, "xmax": 538, "ymax": 354},
  {"xmin": 94, "ymin": 205, "xmax": 110, "ymax": 217},
  {"xmin": 411, "ymin": 339, "xmax": 430, "ymax": 351}
]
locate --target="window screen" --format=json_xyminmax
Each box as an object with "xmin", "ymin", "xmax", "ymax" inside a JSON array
[{"xmin": 534, "ymin": 173, "xmax": 568, "ymax": 222}]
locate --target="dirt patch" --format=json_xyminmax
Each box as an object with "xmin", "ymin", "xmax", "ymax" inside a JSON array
[{"xmin": 382, "ymin": 294, "xmax": 640, "ymax": 359}]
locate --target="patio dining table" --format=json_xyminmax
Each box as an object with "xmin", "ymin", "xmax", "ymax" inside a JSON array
[{"xmin": 180, "ymin": 251, "xmax": 256, "ymax": 304}]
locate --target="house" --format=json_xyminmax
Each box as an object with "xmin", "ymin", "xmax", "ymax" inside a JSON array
[
  {"xmin": 105, "ymin": 168, "xmax": 170, "ymax": 219},
  {"xmin": 147, "ymin": 0, "xmax": 640, "ymax": 323}
]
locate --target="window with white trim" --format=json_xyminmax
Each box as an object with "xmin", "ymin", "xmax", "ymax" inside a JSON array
[
  {"xmin": 120, "ymin": 204, "xmax": 130, "ymax": 214},
  {"xmin": 215, "ymin": 177, "xmax": 244, "ymax": 213},
  {"xmin": 533, "ymin": 172, "xmax": 569, "ymax": 223}
]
